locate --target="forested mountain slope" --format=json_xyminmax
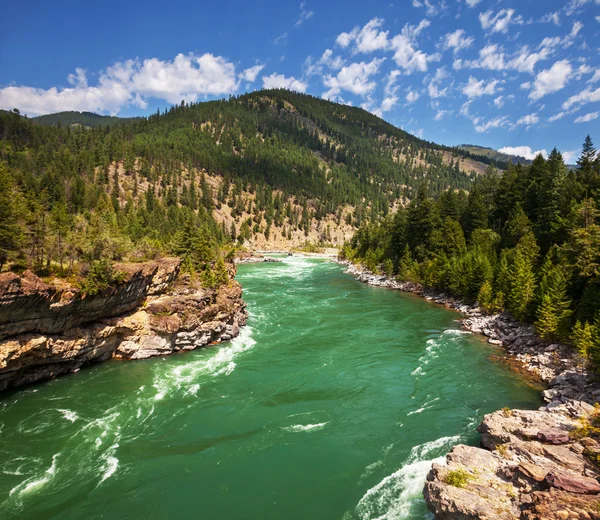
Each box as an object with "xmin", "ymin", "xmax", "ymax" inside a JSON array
[{"xmin": 0, "ymin": 89, "xmax": 503, "ymax": 275}]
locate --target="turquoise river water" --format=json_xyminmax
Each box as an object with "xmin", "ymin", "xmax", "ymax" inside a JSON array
[{"xmin": 0, "ymin": 257, "xmax": 541, "ymax": 519}]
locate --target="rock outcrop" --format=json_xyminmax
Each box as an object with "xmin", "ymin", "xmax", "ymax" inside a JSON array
[
  {"xmin": 0, "ymin": 260, "xmax": 247, "ymax": 391},
  {"xmin": 424, "ymin": 401, "xmax": 600, "ymax": 519}
]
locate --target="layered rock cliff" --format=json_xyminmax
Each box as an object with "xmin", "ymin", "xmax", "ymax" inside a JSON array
[
  {"xmin": 0, "ymin": 259, "xmax": 247, "ymax": 391},
  {"xmin": 424, "ymin": 401, "xmax": 600, "ymax": 519}
]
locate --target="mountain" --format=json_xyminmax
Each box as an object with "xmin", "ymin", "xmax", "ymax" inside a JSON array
[
  {"xmin": 32, "ymin": 111, "xmax": 140, "ymax": 127},
  {"xmin": 0, "ymin": 89, "xmax": 510, "ymax": 272},
  {"xmin": 458, "ymin": 144, "xmax": 532, "ymax": 165}
]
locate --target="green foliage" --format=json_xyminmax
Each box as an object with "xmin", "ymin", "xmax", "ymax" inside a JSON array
[
  {"xmin": 443, "ymin": 469, "xmax": 473, "ymax": 488},
  {"xmin": 79, "ymin": 259, "xmax": 126, "ymax": 296}
]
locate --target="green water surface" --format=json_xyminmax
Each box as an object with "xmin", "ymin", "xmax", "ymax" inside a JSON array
[{"xmin": 0, "ymin": 257, "xmax": 541, "ymax": 519}]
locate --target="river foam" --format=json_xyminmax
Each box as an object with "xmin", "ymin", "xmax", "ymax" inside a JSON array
[{"xmin": 354, "ymin": 435, "xmax": 460, "ymax": 520}]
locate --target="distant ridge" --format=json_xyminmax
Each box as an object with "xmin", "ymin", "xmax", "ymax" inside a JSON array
[{"xmin": 457, "ymin": 144, "xmax": 532, "ymax": 165}]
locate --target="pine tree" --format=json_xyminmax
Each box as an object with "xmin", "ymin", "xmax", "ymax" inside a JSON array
[
  {"xmin": 535, "ymin": 268, "xmax": 572, "ymax": 340},
  {"xmin": 572, "ymin": 321, "xmax": 596, "ymax": 368},
  {"xmin": 508, "ymin": 250, "xmax": 536, "ymax": 321},
  {"xmin": 0, "ymin": 163, "xmax": 21, "ymax": 270}
]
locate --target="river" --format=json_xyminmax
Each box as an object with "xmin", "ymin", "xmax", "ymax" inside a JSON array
[{"xmin": 0, "ymin": 256, "xmax": 541, "ymax": 519}]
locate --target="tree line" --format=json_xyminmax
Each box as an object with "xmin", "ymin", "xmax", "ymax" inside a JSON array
[{"xmin": 342, "ymin": 136, "xmax": 600, "ymax": 367}]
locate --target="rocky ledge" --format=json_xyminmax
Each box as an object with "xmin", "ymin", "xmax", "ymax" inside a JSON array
[
  {"xmin": 0, "ymin": 260, "xmax": 247, "ymax": 391},
  {"xmin": 424, "ymin": 401, "xmax": 600, "ymax": 520}
]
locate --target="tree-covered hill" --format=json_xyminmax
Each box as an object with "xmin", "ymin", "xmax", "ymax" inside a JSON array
[{"xmin": 0, "ymin": 89, "xmax": 552, "ymax": 286}]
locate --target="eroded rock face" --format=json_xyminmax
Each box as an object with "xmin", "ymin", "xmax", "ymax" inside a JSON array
[
  {"xmin": 0, "ymin": 261, "xmax": 247, "ymax": 391},
  {"xmin": 0, "ymin": 259, "xmax": 181, "ymax": 340},
  {"xmin": 424, "ymin": 402, "xmax": 600, "ymax": 520}
]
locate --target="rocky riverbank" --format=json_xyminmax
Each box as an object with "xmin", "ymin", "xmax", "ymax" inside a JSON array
[
  {"xmin": 235, "ymin": 251, "xmax": 282, "ymax": 264},
  {"xmin": 0, "ymin": 259, "xmax": 247, "ymax": 391},
  {"xmin": 337, "ymin": 259, "xmax": 600, "ymax": 519}
]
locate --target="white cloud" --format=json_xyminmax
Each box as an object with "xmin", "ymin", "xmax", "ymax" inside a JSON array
[
  {"xmin": 323, "ymin": 58, "xmax": 384, "ymax": 97},
  {"xmin": 0, "ymin": 53, "xmax": 242, "ymax": 116},
  {"xmin": 390, "ymin": 20, "xmax": 440, "ymax": 74},
  {"xmin": 406, "ymin": 90, "xmax": 420, "ymax": 103},
  {"xmin": 562, "ymin": 86, "xmax": 600, "ymax": 110},
  {"xmin": 336, "ymin": 18, "xmax": 389, "ymax": 53},
  {"xmin": 239, "ymin": 64, "xmax": 265, "ymax": 82},
  {"xmin": 412, "ymin": 0, "xmax": 448, "ymax": 17},
  {"xmin": 529, "ymin": 60, "xmax": 572, "ymax": 100},
  {"xmin": 434, "ymin": 109, "xmax": 448, "ymax": 120},
  {"xmin": 462, "ymin": 76, "xmax": 502, "ymax": 98},
  {"xmin": 273, "ymin": 32, "xmax": 288, "ymax": 45},
  {"xmin": 427, "ymin": 67, "xmax": 449, "ymax": 98},
  {"xmin": 588, "ymin": 69, "xmax": 600, "ymax": 83},
  {"xmin": 294, "ymin": 2, "xmax": 314, "ymax": 27},
  {"xmin": 541, "ymin": 11, "xmax": 561, "ymax": 25},
  {"xmin": 575, "ymin": 111, "xmax": 599, "ymax": 123},
  {"xmin": 465, "ymin": 0, "xmax": 482, "ymax": 7},
  {"xmin": 479, "ymin": 9, "xmax": 521, "ymax": 34},
  {"xmin": 571, "ymin": 21, "xmax": 584, "ymax": 36},
  {"xmin": 493, "ymin": 96, "xmax": 504, "ymax": 108},
  {"xmin": 498, "ymin": 146, "xmax": 548, "ymax": 160},
  {"xmin": 473, "ymin": 116, "xmax": 510, "ymax": 133},
  {"xmin": 304, "ymin": 49, "xmax": 344, "ymax": 77},
  {"xmin": 562, "ymin": 150, "xmax": 579, "ymax": 163},
  {"xmin": 262, "ymin": 73, "xmax": 307, "ymax": 92},
  {"xmin": 548, "ymin": 111, "xmax": 567, "ymax": 122},
  {"xmin": 442, "ymin": 29, "xmax": 474, "ymax": 54},
  {"xmin": 514, "ymin": 113, "xmax": 540, "ymax": 127}
]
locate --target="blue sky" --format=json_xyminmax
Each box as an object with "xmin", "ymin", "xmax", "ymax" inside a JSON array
[{"xmin": 1, "ymin": 0, "xmax": 599, "ymax": 162}]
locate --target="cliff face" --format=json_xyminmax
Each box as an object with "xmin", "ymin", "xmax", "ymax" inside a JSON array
[{"xmin": 0, "ymin": 260, "xmax": 247, "ymax": 391}]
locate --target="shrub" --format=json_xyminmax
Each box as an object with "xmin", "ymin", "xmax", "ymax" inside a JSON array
[{"xmin": 443, "ymin": 469, "xmax": 473, "ymax": 488}]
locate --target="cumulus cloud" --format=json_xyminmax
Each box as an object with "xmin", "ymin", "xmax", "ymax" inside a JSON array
[
  {"xmin": 529, "ymin": 60, "xmax": 572, "ymax": 100},
  {"xmin": 390, "ymin": 20, "xmax": 440, "ymax": 74},
  {"xmin": 575, "ymin": 111, "xmax": 599, "ymax": 123},
  {"xmin": 441, "ymin": 29, "xmax": 474, "ymax": 54},
  {"xmin": 262, "ymin": 73, "xmax": 307, "ymax": 92},
  {"xmin": 454, "ymin": 43, "xmax": 552, "ymax": 74},
  {"xmin": 479, "ymin": 9, "xmax": 521, "ymax": 34},
  {"xmin": 323, "ymin": 58, "xmax": 384, "ymax": 98},
  {"xmin": 0, "ymin": 53, "xmax": 243, "ymax": 116},
  {"xmin": 406, "ymin": 90, "xmax": 420, "ymax": 103},
  {"xmin": 427, "ymin": 67, "xmax": 450, "ymax": 99},
  {"xmin": 336, "ymin": 18, "xmax": 389, "ymax": 53},
  {"xmin": 498, "ymin": 146, "xmax": 548, "ymax": 160},
  {"xmin": 514, "ymin": 113, "xmax": 540, "ymax": 127},
  {"xmin": 239, "ymin": 64, "xmax": 265, "ymax": 82},
  {"xmin": 304, "ymin": 49, "xmax": 344, "ymax": 77},
  {"xmin": 462, "ymin": 76, "xmax": 502, "ymax": 98}
]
